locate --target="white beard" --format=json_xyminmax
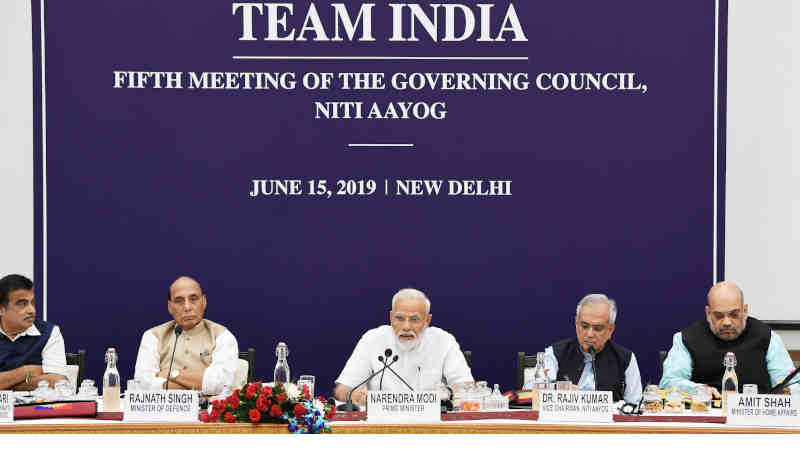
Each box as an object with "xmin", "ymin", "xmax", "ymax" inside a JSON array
[{"xmin": 395, "ymin": 329, "xmax": 424, "ymax": 353}]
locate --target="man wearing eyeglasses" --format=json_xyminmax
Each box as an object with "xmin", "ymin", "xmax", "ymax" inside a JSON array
[
  {"xmin": 133, "ymin": 276, "xmax": 239, "ymax": 394},
  {"xmin": 660, "ymin": 281, "xmax": 797, "ymax": 396},
  {"xmin": 333, "ymin": 288, "xmax": 474, "ymax": 406},
  {"xmin": 524, "ymin": 294, "xmax": 643, "ymax": 404}
]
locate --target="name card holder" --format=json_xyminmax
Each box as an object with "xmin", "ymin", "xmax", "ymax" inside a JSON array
[
  {"xmin": 538, "ymin": 390, "xmax": 613, "ymax": 423},
  {"xmin": 726, "ymin": 394, "xmax": 800, "ymax": 427},
  {"xmin": 367, "ymin": 391, "xmax": 440, "ymax": 424},
  {"xmin": 123, "ymin": 390, "xmax": 199, "ymax": 422},
  {"xmin": 0, "ymin": 391, "xmax": 13, "ymax": 423}
]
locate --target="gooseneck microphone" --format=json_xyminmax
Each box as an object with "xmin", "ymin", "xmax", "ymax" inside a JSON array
[
  {"xmin": 381, "ymin": 356, "xmax": 414, "ymax": 391},
  {"xmin": 378, "ymin": 349, "xmax": 393, "ymax": 390},
  {"xmin": 337, "ymin": 352, "xmax": 400, "ymax": 412},
  {"xmin": 770, "ymin": 364, "xmax": 800, "ymax": 394},
  {"xmin": 166, "ymin": 325, "xmax": 183, "ymax": 390},
  {"xmin": 588, "ymin": 346, "xmax": 597, "ymax": 391}
]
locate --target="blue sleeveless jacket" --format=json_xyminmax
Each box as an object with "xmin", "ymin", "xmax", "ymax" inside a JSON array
[{"xmin": 0, "ymin": 319, "xmax": 54, "ymax": 371}]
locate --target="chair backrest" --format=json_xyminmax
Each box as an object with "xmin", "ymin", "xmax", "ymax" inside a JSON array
[
  {"xmin": 65, "ymin": 349, "xmax": 86, "ymax": 392},
  {"xmin": 658, "ymin": 350, "xmax": 668, "ymax": 381},
  {"xmin": 516, "ymin": 352, "xmax": 538, "ymax": 389},
  {"xmin": 463, "ymin": 350, "xmax": 472, "ymax": 368},
  {"xmin": 238, "ymin": 347, "xmax": 255, "ymax": 383}
]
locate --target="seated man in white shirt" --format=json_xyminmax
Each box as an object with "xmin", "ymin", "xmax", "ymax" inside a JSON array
[
  {"xmin": 523, "ymin": 294, "xmax": 643, "ymax": 404},
  {"xmin": 134, "ymin": 276, "xmax": 238, "ymax": 395},
  {"xmin": 0, "ymin": 274, "xmax": 68, "ymax": 390},
  {"xmin": 333, "ymin": 288, "xmax": 474, "ymax": 406}
]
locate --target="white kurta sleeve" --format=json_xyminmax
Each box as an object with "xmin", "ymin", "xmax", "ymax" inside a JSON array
[
  {"xmin": 134, "ymin": 330, "xmax": 166, "ymax": 390},
  {"xmin": 201, "ymin": 330, "xmax": 239, "ymax": 395},
  {"xmin": 335, "ymin": 332, "xmax": 375, "ymax": 389},
  {"xmin": 41, "ymin": 325, "xmax": 68, "ymax": 376}
]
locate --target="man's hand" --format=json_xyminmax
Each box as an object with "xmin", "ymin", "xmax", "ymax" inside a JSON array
[
  {"xmin": 707, "ymin": 386, "xmax": 721, "ymax": 399},
  {"xmin": 351, "ymin": 386, "xmax": 368, "ymax": 406},
  {"xmin": 25, "ymin": 365, "xmax": 44, "ymax": 379},
  {"xmin": 32, "ymin": 373, "xmax": 67, "ymax": 388}
]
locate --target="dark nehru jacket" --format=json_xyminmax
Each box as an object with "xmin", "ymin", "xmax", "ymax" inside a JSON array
[
  {"xmin": 552, "ymin": 338, "xmax": 632, "ymax": 402},
  {"xmin": 682, "ymin": 317, "xmax": 772, "ymax": 393},
  {"xmin": 0, "ymin": 319, "xmax": 54, "ymax": 371}
]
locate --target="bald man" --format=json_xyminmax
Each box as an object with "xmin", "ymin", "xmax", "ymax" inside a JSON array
[
  {"xmin": 133, "ymin": 276, "xmax": 239, "ymax": 395},
  {"xmin": 660, "ymin": 281, "xmax": 797, "ymax": 396}
]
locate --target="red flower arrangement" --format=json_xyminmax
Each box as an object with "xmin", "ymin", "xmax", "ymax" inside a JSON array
[{"xmin": 201, "ymin": 381, "xmax": 334, "ymax": 433}]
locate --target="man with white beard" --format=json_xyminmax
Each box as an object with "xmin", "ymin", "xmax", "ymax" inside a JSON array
[{"xmin": 333, "ymin": 288, "xmax": 474, "ymax": 406}]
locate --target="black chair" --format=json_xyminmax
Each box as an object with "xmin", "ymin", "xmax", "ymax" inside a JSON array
[
  {"xmin": 658, "ymin": 350, "xmax": 668, "ymax": 381},
  {"xmin": 65, "ymin": 349, "xmax": 87, "ymax": 388},
  {"xmin": 239, "ymin": 348, "xmax": 256, "ymax": 382},
  {"xmin": 516, "ymin": 352, "xmax": 538, "ymax": 389},
  {"xmin": 463, "ymin": 350, "xmax": 472, "ymax": 368}
]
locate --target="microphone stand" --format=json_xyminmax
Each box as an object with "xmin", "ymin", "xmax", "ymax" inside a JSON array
[
  {"xmin": 383, "ymin": 362, "xmax": 415, "ymax": 391},
  {"xmin": 337, "ymin": 356, "xmax": 400, "ymax": 412},
  {"xmin": 588, "ymin": 346, "xmax": 597, "ymax": 391},
  {"xmin": 166, "ymin": 326, "xmax": 183, "ymax": 390},
  {"xmin": 770, "ymin": 364, "xmax": 800, "ymax": 394}
]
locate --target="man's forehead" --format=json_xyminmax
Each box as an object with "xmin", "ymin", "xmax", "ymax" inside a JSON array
[
  {"xmin": 393, "ymin": 298, "xmax": 426, "ymax": 314},
  {"xmin": 9, "ymin": 289, "xmax": 34, "ymax": 301},
  {"xmin": 170, "ymin": 279, "xmax": 202, "ymax": 297},
  {"xmin": 577, "ymin": 303, "xmax": 610, "ymax": 324},
  {"xmin": 708, "ymin": 294, "xmax": 742, "ymax": 313}
]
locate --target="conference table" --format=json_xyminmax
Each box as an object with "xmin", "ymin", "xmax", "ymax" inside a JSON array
[{"xmin": 2, "ymin": 414, "xmax": 800, "ymax": 434}]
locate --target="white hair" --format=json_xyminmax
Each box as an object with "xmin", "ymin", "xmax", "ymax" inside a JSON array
[
  {"xmin": 576, "ymin": 293, "xmax": 617, "ymax": 325},
  {"xmin": 391, "ymin": 288, "xmax": 431, "ymax": 314}
]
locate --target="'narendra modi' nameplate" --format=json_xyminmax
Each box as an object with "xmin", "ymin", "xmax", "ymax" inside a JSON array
[
  {"xmin": 367, "ymin": 390, "xmax": 440, "ymax": 424},
  {"xmin": 726, "ymin": 394, "xmax": 800, "ymax": 427},
  {"xmin": 0, "ymin": 391, "xmax": 13, "ymax": 423},
  {"xmin": 538, "ymin": 390, "xmax": 613, "ymax": 423},
  {"xmin": 123, "ymin": 390, "xmax": 199, "ymax": 422}
]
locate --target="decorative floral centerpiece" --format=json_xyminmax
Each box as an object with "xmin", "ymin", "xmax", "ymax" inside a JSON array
[{"xmin": 200, "ymin": 381, "xmax": 334, "ymax": 434}]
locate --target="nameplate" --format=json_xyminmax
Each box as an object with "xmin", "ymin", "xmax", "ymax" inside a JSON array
[
  {"xmin": 726, "ymin": 394, "xmax": 800, "ymax": 427},
  {"xmin": 0, "ymin": 391, "xmax": 13, "ymax": 423},
  {"xmin": 538, "ymin": 390, "xmax": 614, "ymax": 423},
  {"xmin": 366, "ymin": 391, "xmax": 440, "ymax": 424},
  {"xmin": 123, "ymin": 390, "xmax": 199, "ymax": 422}
]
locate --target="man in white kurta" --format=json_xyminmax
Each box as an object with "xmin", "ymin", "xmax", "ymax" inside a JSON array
[
  {"xmin": 134, "ymin": 276, "xmax": 238, "ymax": 395},
  {"xmin": 334, "ymin": 288, "xmax": 473, "ymax": 406}
]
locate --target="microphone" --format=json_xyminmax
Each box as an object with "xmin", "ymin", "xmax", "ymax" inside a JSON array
[
  {"xmin": 379, "ymin": 349, "xmax": 392, "ymax": 390},
  {"xmin": 166, "ymin": 325, "xmax": 183, "ymax": 390},
  {"xmin": 770, "ymin": 365, "xmax": 800, "ymax": 394},
  {"xmin": 588, "ymin": 346, "xmax": 597, "ymax": 391},
  {"xmin": 382, "ymin": 355, "xmax": 414, "ymax": 391},
  {"xmin": 337, "ymin": 354, "xmax": 400, "ymax": 412}
]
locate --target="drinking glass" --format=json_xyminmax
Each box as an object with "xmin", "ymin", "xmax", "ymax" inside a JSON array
[{"xmin": 298, "ymin": 375, "xmax": 315, "ymax": 398}]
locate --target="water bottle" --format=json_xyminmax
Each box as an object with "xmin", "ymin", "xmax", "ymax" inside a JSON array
[
  {"xmin": 274, "ymin": 342, "xmax": 290, "ymax": 383},
  {"xmin": 531, "ymin": 351, "xmax": 548, "ymax": 411},
  {"xmin": 103, "ymin": 348, "xmax": 121, "ymax": 412},
  {"xmin": 721, "ymin": 352, "xmax": 738, "ymax": 414}
]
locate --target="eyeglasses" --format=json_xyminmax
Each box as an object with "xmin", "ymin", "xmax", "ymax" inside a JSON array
[{"xmin": 392, "ymin": 313, "xmax": 423, "ymax": 325}]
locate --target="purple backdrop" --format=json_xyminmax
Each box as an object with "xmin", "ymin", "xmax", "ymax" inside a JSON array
[{"xmin": 32, "ymin": 0, "xmax": 724, "ymax": 394}]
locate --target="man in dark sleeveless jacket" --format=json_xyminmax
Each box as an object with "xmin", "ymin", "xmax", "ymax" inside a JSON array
[
  {"xmin": 0, "ymin": 274, "xmax": 67, "ymax": 390},
  {"xmin": 659, "ymin": 281, "xmax": 796, "ymax": 396},
  {"xmin": 523, "ymin": 294, "xmax": 642, "ymax": 403}
]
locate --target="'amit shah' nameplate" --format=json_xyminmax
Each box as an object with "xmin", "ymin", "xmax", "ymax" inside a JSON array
[
  {"xmin": 538, "ymin": 390, "xmax": 613, "ymax": 423},
  {"xmin": 367, "ymin": 391, "xmax": 440, "ymax": 424},
  {"xmin": 123, "ymin": 390, "xmax": 199, "ymax": 422},
  {"xmin": 0, "ymin": 391, "xmax": 13, "ymax": 423},
  {"xmin": 727, "ymin": 394, "xmax": 800, "ymax": 427}
]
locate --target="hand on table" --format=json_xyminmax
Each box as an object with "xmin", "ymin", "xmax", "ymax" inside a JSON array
[{"xmin": 352, "ymin": 387, "xmax": 368, "ymax": 406}]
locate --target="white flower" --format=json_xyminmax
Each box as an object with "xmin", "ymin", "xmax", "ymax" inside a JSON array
[
  {"xmin": 312, "ymin": 399, "xmax": 325, "ymax": 412},
  {"xmin": 284, "ymin": 383, "xmax": 301, "ymax": 399}
]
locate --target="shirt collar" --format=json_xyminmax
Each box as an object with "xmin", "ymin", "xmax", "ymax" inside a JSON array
[{"xmin": 0, "ymin": 323, "xmax": 40, "ymax": 342}]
